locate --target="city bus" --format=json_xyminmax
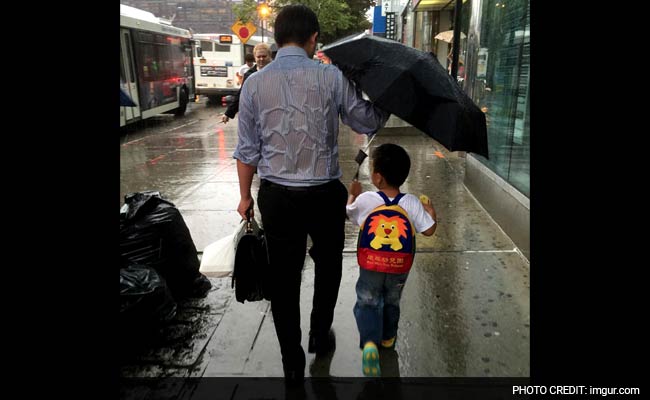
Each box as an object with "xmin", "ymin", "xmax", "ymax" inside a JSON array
[
  {"xmin": 192, "ymin": 33, "xmax": 275, "ymax": 103},
  {"xmin": 120, "ymin": 4, "xmax": 195, "ymax": 127}
]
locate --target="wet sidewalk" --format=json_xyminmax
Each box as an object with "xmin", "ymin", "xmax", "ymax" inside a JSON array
[{"xmin": 120, "ymin": 106, "xmax": 530, "ymax": 382}]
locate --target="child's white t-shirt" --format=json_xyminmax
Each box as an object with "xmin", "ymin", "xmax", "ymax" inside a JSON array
[
  {"xmin": 238, "ymin": 64, "xmax": 251, "ymax": 77},
  {"xmin": 346, "ymin": 192, "xmax": 435, "ymax": 233}
]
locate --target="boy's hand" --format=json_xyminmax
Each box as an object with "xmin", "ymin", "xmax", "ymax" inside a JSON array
[
  {"xmin": 420, "ymin": 194, "xmax": 436, "ymax": 218},
  {"xmin": 423, "ymin": 202, "xmax": 435, "ymax": 216},
  {"xmin": 421, "ymin": 198, "xmax": 438, "ymax": 236},
  {"xmin": 349, "ymin": 180, "xmax": 362, "ymax": 197},
  {"xmin": 423, "ymin": 203, "xmax": 437, "ymax": 224}
]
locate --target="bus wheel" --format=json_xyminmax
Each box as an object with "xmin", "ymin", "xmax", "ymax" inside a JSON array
[
  {"xmin": 174, "ymin": 87, "xmax": 189, "ymax": 116},
  {"xmin": 207, "ymin": 95, "xmax": 219, "ymax": 104}
]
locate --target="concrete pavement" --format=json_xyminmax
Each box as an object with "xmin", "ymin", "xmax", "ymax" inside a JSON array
[{"xmin": 119, "ymin": 100, "xmax": 529, "ymax": 381}]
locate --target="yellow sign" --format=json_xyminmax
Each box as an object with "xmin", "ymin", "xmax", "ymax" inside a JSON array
[{"xmin": 231, "ymin": 20, "xmax": 257, "ymax": 44}]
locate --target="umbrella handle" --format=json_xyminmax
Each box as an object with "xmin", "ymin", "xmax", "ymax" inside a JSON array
[
  {"xmin": 364, "ymin": 133, "xmax": 377, "ymax": 152},
  {"xmin": 353, "ymin": 167, "xmax": 360, "ymax": 181}
]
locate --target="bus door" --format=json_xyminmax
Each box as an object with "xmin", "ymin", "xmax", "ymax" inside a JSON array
[
  {"xmin": 120, "ymin": 28, "xmax": 140, "ymax": 123},
  {"xmin": 186, "ymin": 39, "xmax": 196, "ymax": 101}
]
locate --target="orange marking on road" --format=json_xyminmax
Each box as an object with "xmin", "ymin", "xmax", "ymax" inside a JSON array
[
  {"xmin": 434, "ymin": 151, "xmax": 445, "ymax": 158},
  {"xmin": 148, "ymin": 155, "xmax": 166, "ymax": 165},
  {"xmin": 121, "ymin": 138, "xmax": 145, "ymax": 147}
]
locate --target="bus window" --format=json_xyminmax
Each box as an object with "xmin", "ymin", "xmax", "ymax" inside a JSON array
[
  {"xmin": 200, "ymin": 41, "xmax": 212, "ymax": 53},
  {"xmin": 120, "ymin": 47, "xmax": 126, "ymax": 83},
  {"xmin": 213, "ymin": 44, "xmax": 231, "ymax": 52},
  {"xmin": 124, "ymin": 33, "xmax": 136, "ymax": 83}
]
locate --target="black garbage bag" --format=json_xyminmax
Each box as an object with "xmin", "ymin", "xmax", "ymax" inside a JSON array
[
  {"xmin": 120, "ymin": 191, "xmax": 211, "ymax": 299},
  {"xmin": 120, "ymin": 264, "xmax": 177, "ymax": 327}
]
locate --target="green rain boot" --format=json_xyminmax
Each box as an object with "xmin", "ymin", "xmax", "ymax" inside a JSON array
[{"xmin": 362, "ymin": 342, "xmax": 381, "ymax": 377}]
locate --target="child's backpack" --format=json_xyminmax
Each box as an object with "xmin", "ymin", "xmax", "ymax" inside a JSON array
[{"xmin": 357, "ymin": 192, "xmax": 416, "ymax": 274}]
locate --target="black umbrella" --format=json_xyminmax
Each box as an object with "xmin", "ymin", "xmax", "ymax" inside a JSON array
[
  {"xmin": 120, "ymin": 87, "xmax": 137, "ymax": 107},
  {"xmin": 322, "ymin": 34, "xmax": 488, "ymax": 158}
]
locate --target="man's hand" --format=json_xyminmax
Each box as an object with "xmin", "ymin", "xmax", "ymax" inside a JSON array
[
  {"xmin": 236, "ymin": 159, "xmax": 256, "ymax": 220},
  {"xmin": 238, "ymin": 197, "xmax": 254, "ymax": 220}
]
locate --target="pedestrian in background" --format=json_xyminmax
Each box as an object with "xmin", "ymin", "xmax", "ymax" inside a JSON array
[
  {"xmin": 346, "ymin": 143, "xmax": 437, "ymax": 377},
  {"xmin": 233, "ymin": 4, "xmax": 389, "ymax": 385},
  {"xmin": 236, "ymin": 52, "xmax": 256, "ymax": 86},
  {"xmin": 221, "ymin": 43, "xmax": 273, "ymax": 124}
]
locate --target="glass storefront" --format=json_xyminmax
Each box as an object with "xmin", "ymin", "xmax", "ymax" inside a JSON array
[
  {"xmin": 413, "ymin": 10, "xmax": 438, "ymax": 52},
  {"xmin": 468, "ymin": 0, "xmax": 530, "ymax": 196},
  {"xmin": 403, "ymin": 0, "xmax": 530, "ymax": 197},
  {"xmin": 404, "ymin": 0, "xmax": 529, "ymax": 254}
]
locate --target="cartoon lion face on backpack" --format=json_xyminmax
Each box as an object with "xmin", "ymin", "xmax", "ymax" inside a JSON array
[{"xmin": 368, "ymin": 214, "xmax": 409, "ymax": 251}]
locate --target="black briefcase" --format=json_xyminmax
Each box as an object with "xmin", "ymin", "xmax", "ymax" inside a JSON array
[{"xmin": 232, "ymin": 209, "xmax": 271, "ymax": 303}]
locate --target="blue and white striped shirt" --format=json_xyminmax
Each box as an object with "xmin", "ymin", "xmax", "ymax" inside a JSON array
[{"xmin": 233, "ymin": 46, "xmax": 389, "ymax": 187}]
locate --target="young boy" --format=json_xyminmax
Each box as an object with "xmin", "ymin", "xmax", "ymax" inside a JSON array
[
  {"xmin": 346, "ymin": 143, "xmax": 437, "ymax": 377},
  {"xmin": 236, "ymin": 53, "xmax": 255, "ymax": 86}
]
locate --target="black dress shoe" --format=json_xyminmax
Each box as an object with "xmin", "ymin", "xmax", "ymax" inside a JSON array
[
  {"xmin": 283, "ymin": 348, "xmax": 306, "ymax": 387},
  {"xmin": 307, "ymin": 329, "xmax": 336, "ymax": 355},
  {"xmin": 283, "ymin": 368, "xmax": 305, "ymax": 387}
]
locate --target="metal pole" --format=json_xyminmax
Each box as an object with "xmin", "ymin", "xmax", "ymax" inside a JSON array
[
  {"xmin": 464, "ymin": 0, "xmax": 484, "ymax": 98},
  {"xmin": 451, "ymin": 0, "xmax": 462, "ymax": 80},
  {"xmin": 258, "ymin": 0, "xmax": 264, "ymax": 42}
]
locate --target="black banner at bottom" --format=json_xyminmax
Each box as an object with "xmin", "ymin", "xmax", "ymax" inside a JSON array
[{"xmin": 120, "ymin": 377, "xmax": 531, "ymax": 400}]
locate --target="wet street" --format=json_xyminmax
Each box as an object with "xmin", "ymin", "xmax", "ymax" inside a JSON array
[{"xmin": 120, "ymin": 97, "xmax": 530, "ymax": 379}]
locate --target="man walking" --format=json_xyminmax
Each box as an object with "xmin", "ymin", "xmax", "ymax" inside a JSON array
[
  {"xmin": 233, "ymin": 4, "xmax": 389, "ymax": 384},
  {"xmin": 222, "ymin": 43, "xmax": 273, "ymax": 124}
]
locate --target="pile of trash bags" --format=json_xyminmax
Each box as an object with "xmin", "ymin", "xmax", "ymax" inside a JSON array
[{"xmin": 119, "ymin": 191, "xmax": 211, "ymax": 337}]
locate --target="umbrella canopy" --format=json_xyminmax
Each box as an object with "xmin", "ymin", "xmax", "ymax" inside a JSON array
[
  {"xmin": 434, "ymin": 30, "xmax": 466, "ymax": 43},
  {"xmin": 120, "ymin": 87, "xmax": 137, "ymax": 107},
  {"xmin": 322, "ymin": 34, "xmax": 488, "ymax": 158}
]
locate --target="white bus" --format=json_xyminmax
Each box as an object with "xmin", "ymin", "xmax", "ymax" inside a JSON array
[
  {"xmin": 192, "ymin": 33, "xmax": 275, "ymax": 103},
  {"xmin": 120, "ymin": 4, "xmax": 195, "ymax": 127}
]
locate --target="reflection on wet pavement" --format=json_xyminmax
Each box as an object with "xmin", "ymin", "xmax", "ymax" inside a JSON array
[{"xmin": 120, "ymin": 99, "xmax": 529, "ymax": 379}]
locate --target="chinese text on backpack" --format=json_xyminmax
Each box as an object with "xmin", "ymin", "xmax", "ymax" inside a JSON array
[{"xmin": 357, "ymin": 192, "xmax": 415, "ymax": 274}]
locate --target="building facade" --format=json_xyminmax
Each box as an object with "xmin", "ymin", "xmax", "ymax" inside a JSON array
[{"xmin": 120, "ymin": 0, "xmax": 240, "ymax": 34}]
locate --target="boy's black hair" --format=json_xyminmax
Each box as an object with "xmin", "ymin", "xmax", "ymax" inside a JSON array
[
  {"xmin": 244, "ymin": 53, "xmax": 255, "ymax": 62},
  {"xmin": 274, "ymin": 4, "xmax": 320, "ymax": 47},
  {"xmin": 372, "ymin": 143, "xmax": 411, "ymax": 188}
]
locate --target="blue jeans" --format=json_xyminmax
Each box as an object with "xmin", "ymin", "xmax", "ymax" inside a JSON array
[{"xmin": 353, "ymin": 267, "xmax": 409, "ymax": 349}]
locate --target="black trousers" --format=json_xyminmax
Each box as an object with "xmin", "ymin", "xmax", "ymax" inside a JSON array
[{"xmin": 257, "ymin": 179, "xmax": 347, "ymax": 372}]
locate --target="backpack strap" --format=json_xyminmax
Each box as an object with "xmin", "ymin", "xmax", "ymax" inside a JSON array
[{"xmin": 377, "ymin": 191, "xmax": 405, "ymax": 206}]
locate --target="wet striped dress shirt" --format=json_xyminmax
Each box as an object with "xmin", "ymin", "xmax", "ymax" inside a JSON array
[{"xmin": 233, "ymin": 46, "xmax": 389, "ymax": 187}]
